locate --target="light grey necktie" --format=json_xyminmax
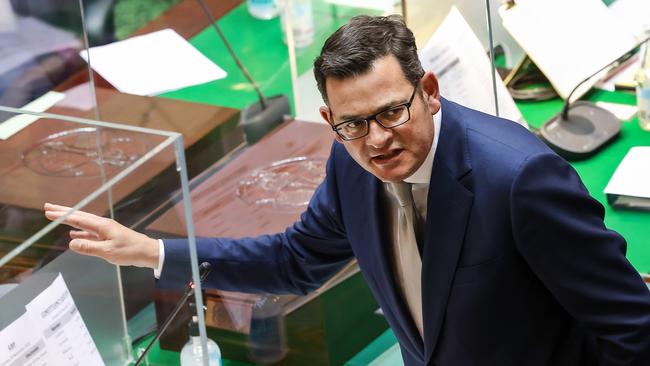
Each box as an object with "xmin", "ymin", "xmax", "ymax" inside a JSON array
[{"xmin": 386, "ymin": 182, "xmax": 424, "ymax": 338}]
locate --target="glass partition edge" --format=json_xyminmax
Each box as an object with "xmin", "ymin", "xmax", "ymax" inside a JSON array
[
  {"xmin": 0, "ymin": 131, "xmax": 180, "ymax": 267},
  {"xmin": 0, "ymin": 106, "xmax": 179, "ymax": 138}
]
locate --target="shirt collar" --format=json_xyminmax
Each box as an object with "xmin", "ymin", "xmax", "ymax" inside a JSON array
[{"xmin": 404, "ymin": 106, "xmax": 442, "ymax": 184}]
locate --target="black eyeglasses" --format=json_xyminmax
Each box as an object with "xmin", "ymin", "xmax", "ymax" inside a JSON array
[{"xmin": 330, "ymin": 86, "xmax": 418, "ymax": 141}]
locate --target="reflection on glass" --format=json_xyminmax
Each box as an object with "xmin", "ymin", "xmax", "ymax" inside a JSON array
[
  {"xmin": 22, "ymin": 127, "xmax": 149, "ymax": 177},
  {"xmin": 0, "ymin": 1, "xmax": 88, "ymax": 111},
  {"xmin": 236, "ymin": 156, "xmax": 326, "ymax": 211}
]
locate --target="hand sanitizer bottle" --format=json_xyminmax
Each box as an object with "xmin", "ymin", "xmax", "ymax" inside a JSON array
[{"xmin": 180, "ymin": 314, "xmax": 221, "ymax": 366}]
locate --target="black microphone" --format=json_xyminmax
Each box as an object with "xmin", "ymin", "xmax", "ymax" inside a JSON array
[
  {"xmin": 194, "ymin": 0, "xmax": 290, "ymax": 144},
  {"xmin": 539, "ymin": 36, "xmax": 650, "ymax": 160},
  {"xmin": 198, "ymin": 261, "xmax": 212, "ymax": 283},
  {"xmin": 134, "ymin": 262, "xmax": 212, "ymax": 366}
]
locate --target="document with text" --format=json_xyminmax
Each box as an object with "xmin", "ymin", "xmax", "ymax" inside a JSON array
[
  {"xmin": 419, "ymin": 7, "xmax": 525, "ymax": 127},
  {"xmin": 0, "ymin": 274, "xmax": 104, "ymax": 366}
]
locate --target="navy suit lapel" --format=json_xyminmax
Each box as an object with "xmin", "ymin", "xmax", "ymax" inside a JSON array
[{"xmin": 423, "ymin": 98, "xmax": 474, "ymax": 364}]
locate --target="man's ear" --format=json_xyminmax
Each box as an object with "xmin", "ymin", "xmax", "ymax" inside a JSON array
[
  {"xmin": 421, "ymin": 71, "xmax": 441, "ymax": 114},
  {"xmin": 320, "ymin": 106, "xmax": 343, "ymax": 143}
]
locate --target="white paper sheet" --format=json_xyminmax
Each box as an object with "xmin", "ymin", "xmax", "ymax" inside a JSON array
[
  {"xmin": 609, "ymin": 0, "xmax": 650, "ymax": 39},
  {"xmin": 500, "ymin": 0, "xmax": 638, "ymax": 101},
  {"xmin": 25, "ymin": 274, "xmax": 104, "ymax": 366},
  {"xmin": 419, "ymin": 7, "xmax": 525, "ymax": 127},
  {"xmin": 80, "ymin": 29, "xmax": 227, "ymax": 96},
  {"xmin": 0, "ymin": 313, "xmax": 51, "ymax": 366},
  {"xmin": 605, "ymin": 146, "xmax": 650, "ymax": 198}
]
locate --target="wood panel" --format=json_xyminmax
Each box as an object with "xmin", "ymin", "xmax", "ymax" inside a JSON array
[{"xmin": 147, "ymin": 119, "xmax": 333, "ymax": 239}]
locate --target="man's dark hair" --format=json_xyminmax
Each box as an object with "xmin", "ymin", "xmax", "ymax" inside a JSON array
[{"xmin": 313, "ymin": 15, "xmax": 424, "ymax": 104}]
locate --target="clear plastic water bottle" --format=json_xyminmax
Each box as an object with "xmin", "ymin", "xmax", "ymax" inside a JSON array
[
  {"xmin": 280, "ymin": 0, "xmax": 314, "ymax": 48},
  {"xmin": 636, "ymin": 42, "xmax": 650, "ymax": 131},
  {"xmin": 247, "ymin": 0, "xmax": 280, "ymax": 20},
  {"xmin": 180, "ymin": 316, "xmax": 221, "ymax": 366}
]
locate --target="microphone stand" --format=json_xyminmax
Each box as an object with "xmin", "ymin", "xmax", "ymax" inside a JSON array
[
  {"xmin": 195, "ymin": 0, "xmax": 290, "ymax": 144},
  {"xmin": 134, "ymin": 262, "xmax": 212, "ymax": 366},
  {"xmin": 539, "ymin": 35, "xmax": 650, "ymax": 160},
  {"xmin": 561, "ymin": 35, "xmax": 650, "ymax": 120}
]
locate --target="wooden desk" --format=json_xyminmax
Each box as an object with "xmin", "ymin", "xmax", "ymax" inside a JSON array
[
  {"xmin": 0, "ymin": 86, "xmax": 240, "ymax": 213},
  {"xmin": 147, "ymin": 119, "xmax": 332, "ymax": 238}
]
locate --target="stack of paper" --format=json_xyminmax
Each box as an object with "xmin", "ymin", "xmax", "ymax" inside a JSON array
[
  {"xmin": 0, "ymin": 274, "xmax": 105, "ymax": 365},
  {"xmin": 604, "ymin": 146, "xmax": 650, "ymax": 210}
]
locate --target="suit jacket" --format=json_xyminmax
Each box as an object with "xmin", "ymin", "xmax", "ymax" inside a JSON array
[{"xmin": 161, "ymin": 98, "xmax": 650, "ymax": 365}]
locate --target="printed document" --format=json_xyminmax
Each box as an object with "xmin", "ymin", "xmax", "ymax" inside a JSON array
[
  {"xmin": 419, "ymin": 7, "xmax": 525, "ymax": 126},
  {"xmin": 0, "ymin": 274, "xmax": 105, "ymax": 366},
  {"xmin": 0, "ymin": 314, "xmax": 50, "ymax": 366}
]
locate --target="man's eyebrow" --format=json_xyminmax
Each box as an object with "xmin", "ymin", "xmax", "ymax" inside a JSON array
[{"xmin": 337, "ymin": 98, "xmax": 409, "ymax": 121}]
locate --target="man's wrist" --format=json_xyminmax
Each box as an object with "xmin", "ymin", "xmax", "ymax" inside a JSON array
[
  {"xmin": 153, "ymin": 239, "xmax": 165, "ymax": 279},
  {"xmin": 141, "ymin": 236, "xmax": 160, "ymax": 270}
]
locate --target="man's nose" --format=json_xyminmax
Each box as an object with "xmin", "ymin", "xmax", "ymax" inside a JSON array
[{"xmin": 365, "ymin": 120, "xmax": 393, "ymax": 149}]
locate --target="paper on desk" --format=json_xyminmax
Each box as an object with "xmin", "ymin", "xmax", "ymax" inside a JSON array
[
  {"xmin": 605, "ymin": 146, "xmax": 650, "ymax": 198},
  {"xmin": 25, "ymin": 274, "xmax": 105, "ymax": 365},
  {"xmin": 0, "ymin": 313, "xmax": 51, "ymax": 365},
  {"xmin": 500, "ymin": 0, "xmax": 638, "ymax": 101},
  {"xmin": 419, "ymin": 7, "xmax": 525, "ymax": 127},
  {"xmin": 80, "ymin": 29, "xmax": 227, "ymax": 96},
  {"xmin": 609, "ymin": 0, "xmax": 650, "ymax": 39}
]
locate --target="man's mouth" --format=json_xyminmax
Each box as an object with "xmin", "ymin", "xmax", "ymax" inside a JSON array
[{"xmin": 371, "ymin": 149, "xmax": 403, "ymax": 164}]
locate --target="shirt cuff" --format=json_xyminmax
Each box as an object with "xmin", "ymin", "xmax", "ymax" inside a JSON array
[{"xmin": 153, "ymin": 239, "xmax": 165, "ymax": 279}]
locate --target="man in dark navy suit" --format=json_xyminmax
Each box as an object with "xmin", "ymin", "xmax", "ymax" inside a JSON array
[{"xmin": 46, "ymin": 15, "xmax": 650, "ymax": 365}]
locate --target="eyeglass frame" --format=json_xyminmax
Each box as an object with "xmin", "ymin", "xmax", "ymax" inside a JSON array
[{"xmin": 329, "ymin": 86, "xmax": 419, "ymax": 141}]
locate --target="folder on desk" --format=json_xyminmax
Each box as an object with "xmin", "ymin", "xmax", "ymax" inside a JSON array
[
  {"xmin": 499, "ymin": 0, "xmax": 639, "ymax": 101},
  {"xmin": 605, "ymin": 147, "xmax": 650, "ymax": 210}
]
